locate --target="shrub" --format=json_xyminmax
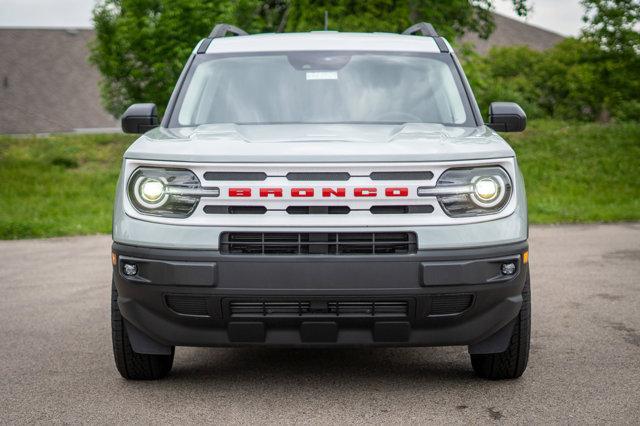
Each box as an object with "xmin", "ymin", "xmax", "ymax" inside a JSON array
[{"xmin": 463, "ymin": 38, "xmax": 640, "ymax": 122}]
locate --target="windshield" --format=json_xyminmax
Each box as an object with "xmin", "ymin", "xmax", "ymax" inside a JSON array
[{"xmin": 171, "ymin": 51, "xmax": 474, "ymax": 127}]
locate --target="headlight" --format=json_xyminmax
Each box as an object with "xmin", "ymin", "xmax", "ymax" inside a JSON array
[
  {"xmin": 127, "ymin": 168, "xmax": 219, "ymax": 217},
  {"xmin": 139, "ymin": 179, "xmax": 165, "ymax": 203},
  {"xmin": 418, "ymin": 167, "xmax": 512, "ymax": 217}
]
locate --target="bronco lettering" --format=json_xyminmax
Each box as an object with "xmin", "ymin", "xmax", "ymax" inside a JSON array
[{"xmin": 227, "ymin": 187, "xmax": 409, "ymax": 198}]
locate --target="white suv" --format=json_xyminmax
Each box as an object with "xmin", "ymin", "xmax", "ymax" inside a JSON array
[{"xmin": 111, "ymin": 23, "xmax": 530, "ymax": 380}]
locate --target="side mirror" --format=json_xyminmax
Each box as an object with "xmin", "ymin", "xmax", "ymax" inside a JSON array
[
  {"xmin": 487, "ymin": 102, "xmax": 527, "ymax": 132},
  {"xmin": 121, "ymin": 103, "xmax": 159, "ymax": 134}
]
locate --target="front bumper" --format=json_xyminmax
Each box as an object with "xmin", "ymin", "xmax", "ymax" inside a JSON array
[{"xmin": 113, "ymin": 241, "xmax": 528, "ymax": 350}]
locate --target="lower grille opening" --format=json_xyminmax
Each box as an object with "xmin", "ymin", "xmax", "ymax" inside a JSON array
[
  {"xmin": 165, "ymin": 295, "xmax": 209, "ymax": 316},
  {"xmin": 220, "ymin": 232, "xmax": 418, "ymax": 255},
  {"xmin": 429, "ymin": 294, "xmax": 474, "ymax": 316},
  {"xmin": 228, "ymin": 300, "xmax": 409, "ymax": 318}
]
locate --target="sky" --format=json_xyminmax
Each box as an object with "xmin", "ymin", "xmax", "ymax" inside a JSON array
[{"xmin": 0, "ymin": 0, "xmax": 584, "ymax": 36}]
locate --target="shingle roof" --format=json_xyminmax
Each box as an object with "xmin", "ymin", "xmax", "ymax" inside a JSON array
[
  {"xmin": 0, "ymin": 15, "xmax": 563, "ymax": 134},
  {"xmin": 459, "ymin": 13, "xmax": 564, "ymax": 54},
  {"xmin": 0, "ymin": 28, "xmax": 117, "ymax": 134}
]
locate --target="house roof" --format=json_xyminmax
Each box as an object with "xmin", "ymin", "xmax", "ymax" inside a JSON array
[
  {"xmin": 0, "ymin": 28, "xmax": 117, "ymax": 134},
  {"xmin": 459, "ymin": 13, "xmax": 564, "ymax": 54}
]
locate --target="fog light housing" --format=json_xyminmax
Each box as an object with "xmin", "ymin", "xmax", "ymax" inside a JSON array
[
  {"xmin": 123, "ymin": 263, "xmax": 138, "ymax": 276},
  {"xmin": 501, "ymin": 262, "xmax": 516, "ymax": 276}
]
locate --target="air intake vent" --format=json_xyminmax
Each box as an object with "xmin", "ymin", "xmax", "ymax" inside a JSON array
[
  {"xmin": 229, "ymin": 300, "xmax": 409, "ymax": 318},
  {"xmin": 369, "ymin": 171, "xmax": 433, "ymax": 181},
  {"xmin": 429, "ymin": 294, "xmax": 474, "ymax": 316},
  {"xmin": 370, "ymin": 205, "xmax": 434, "ymax": 214},
  {"xmin": 165, "ymin": 295, "xmax": 209, "ymax": 316},
  {"xmin": 204, "ymin": 205, "xmax": 267, "ymax": 214},
  {"xmin": 220, "ymin": 232, "xmax": 417, "ymax": 255},
  {"xmin": 286, "ymin": 206, "xmax": 350, "ymax": 215},
  {"xmin": 328, "ymin": 301, "xmax": 408, "ymax": 317},
  {"xmin": 203, "ymin": 172, "xmax": 266, "ymax": 181},
  {"xmin": 286, "ymin": 172, "xmax": 350, "ymax": 181}
]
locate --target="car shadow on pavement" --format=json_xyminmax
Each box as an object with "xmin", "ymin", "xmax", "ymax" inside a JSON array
[{"xmin": 167, "ymin": 346, "xmax": 476, "ymax": 384}]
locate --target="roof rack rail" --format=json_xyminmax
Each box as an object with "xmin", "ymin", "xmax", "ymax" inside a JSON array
[
  {"xmin": 401, "ymin": 22, "xmax": 449, "ymax": 53},
  {"xmin": 209, "ymin": 23, "xmax": 248, "ymax": 39},
  {"xmin": 197, "ymin": 23, "xmax": 248, "ymax": 54},
  {"xmin": 402, "ymin": 22, "xmax": 438, "ymax": 37}
]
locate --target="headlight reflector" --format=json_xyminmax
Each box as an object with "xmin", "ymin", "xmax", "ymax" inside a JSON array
[
  {"xmin": 418, "ymin": 167, "xmax": 512, "ymax": 217},
  {"xmin": 128, "ymin": 168, "xmax": 218, "ymax": 217}
]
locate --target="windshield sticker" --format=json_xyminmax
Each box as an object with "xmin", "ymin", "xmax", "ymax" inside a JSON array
[{"xmin": 306, "ymin": 71, "xmax": 338, "ymax": 80}]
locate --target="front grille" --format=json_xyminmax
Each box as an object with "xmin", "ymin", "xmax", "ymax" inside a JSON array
[
  {"xmin": 165, "ymin": 295, "xmax": 209, "ymax": 316},
  {"xmin": 229, "ymin": 300, "xmax": 409, "ymax": 318},
  {"xmin": 220, "ymin": 232, "xmax": 417, "ymax": 255},
  {"xmin": 205, "ymin": 205, "xmax": 433, "ymax": 215},
  {"xmin": 429, "ymin": 294, "xmax": 474, "ymax": 316}
]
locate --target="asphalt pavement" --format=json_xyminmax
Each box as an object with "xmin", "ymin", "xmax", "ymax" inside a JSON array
[{"xmin": 1, "ymin": 224, "xmax": 639, "ymax": 424}]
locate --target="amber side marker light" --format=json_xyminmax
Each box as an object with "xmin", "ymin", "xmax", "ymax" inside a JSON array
[
  {"xmin": 111, "ymin": 252, "xmax": 117, "ymax": 267},
  {"xmin": 523, "ymin": 250, "xmax": 529, "ymax": 264}
]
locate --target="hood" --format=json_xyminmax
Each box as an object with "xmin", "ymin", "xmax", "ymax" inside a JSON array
[{"xmin": 124, "ymin": 123, "xmax": 514, "ymax": 163}]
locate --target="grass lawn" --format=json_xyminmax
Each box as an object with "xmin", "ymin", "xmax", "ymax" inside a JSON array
[
  {"xmin": 504, "ymin": 120, "xmax": 640, "ymax": 223},
  {"xmin": 0, "ymin": 133, "xmax": 135, "ymax": 239},
  {"xmin": 0, "ymin": 120, "xmax": 639, "ymax": 239}
]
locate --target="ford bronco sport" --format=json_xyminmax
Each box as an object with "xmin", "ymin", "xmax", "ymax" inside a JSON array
[{"xmin": 111, "ymin": 23, "xmax": 530, "ymax": 380}]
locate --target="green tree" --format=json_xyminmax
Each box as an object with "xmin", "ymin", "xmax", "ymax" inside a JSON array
[
  {"xmin": 286, "ymin": 0, "xmax": 529, "ymax": 40},
  {"xmin": 462, "ymin": 45, "xmax": 544, "ymax": 120},
  {"xmin": 90, "ymin": 0, "xmax": 284, "ymax": 116},
  {"xmin": 91, "ymin": 0, "xmax": 528, "ymax": 117},
  {"xmin": 579, "ymin": 0, "xmax": 640, "ymax": 119},
  {"xmin": 534, "ymin": 39, "xmax": 614, "ymax": 120},
  {"xmin": 465, "ymin": 38, "xmax": 640, "ymax": 122},
  {"xmin": 581, "ymin": 0, "xmax": 640, "ymax": 54}
]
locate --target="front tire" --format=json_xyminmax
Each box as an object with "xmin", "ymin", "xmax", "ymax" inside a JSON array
[
  {"xmin": 111, "ymin": 279, "xmax": 174, "ymax": 380},
  {"xmin": 470, "ymin": 271, "xmax": 531, "ymax": 380}
]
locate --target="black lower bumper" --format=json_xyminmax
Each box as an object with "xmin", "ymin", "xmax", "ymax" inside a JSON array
[{"xmin": 112, "ymin": 241, "xmax": 528, "ymax": 351}]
